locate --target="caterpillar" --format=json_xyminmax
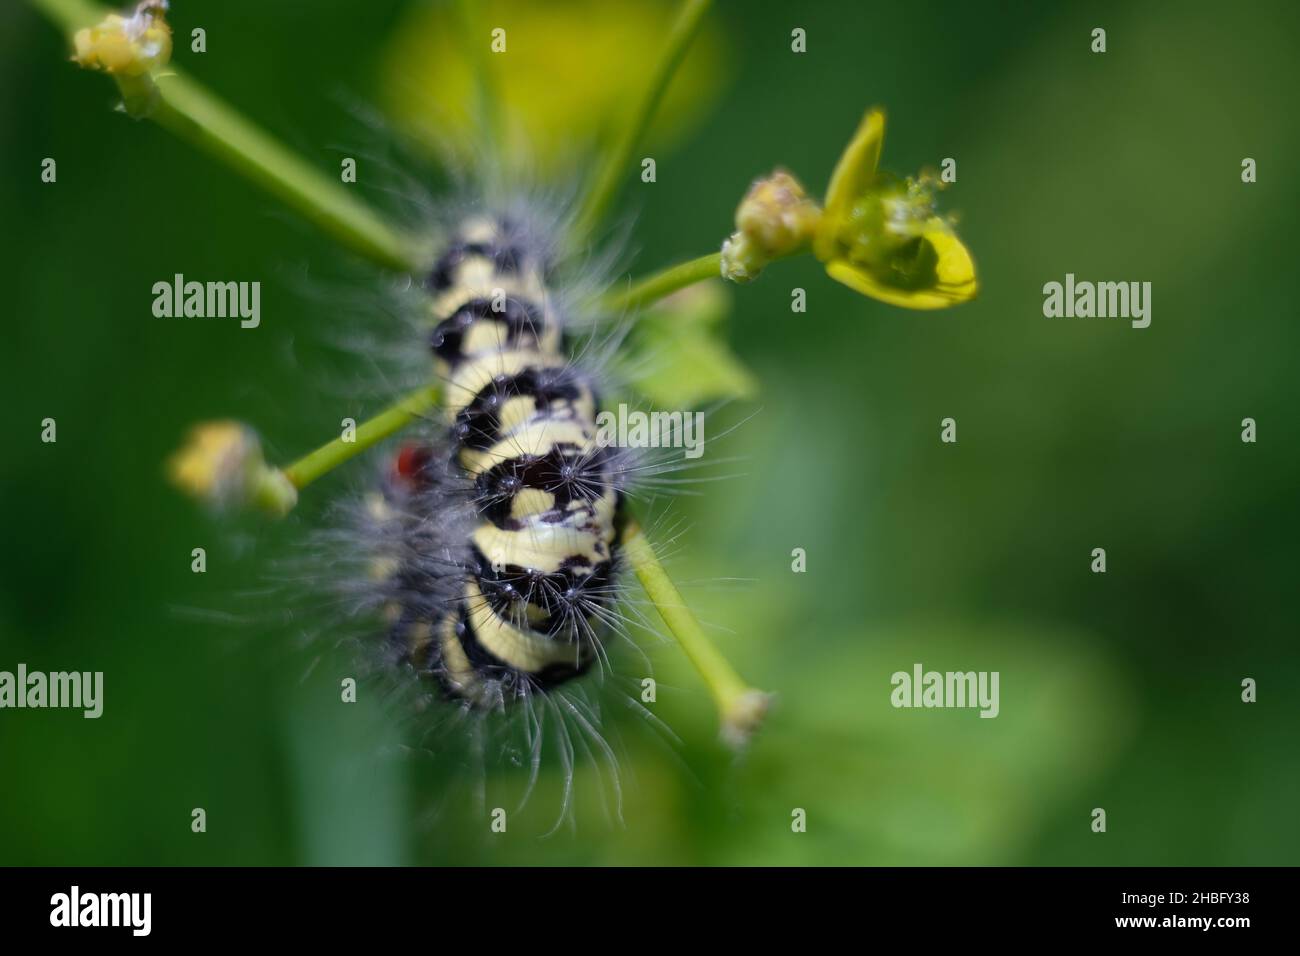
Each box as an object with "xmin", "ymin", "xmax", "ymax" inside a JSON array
[{"xmin": 368, "ymin": 213, "xmax": 625, "ymax": 711}]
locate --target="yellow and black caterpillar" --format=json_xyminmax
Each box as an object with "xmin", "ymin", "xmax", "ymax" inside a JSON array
[{"xmin": 366, "ymin": 214, "xmax": 624, "ymax": 711}]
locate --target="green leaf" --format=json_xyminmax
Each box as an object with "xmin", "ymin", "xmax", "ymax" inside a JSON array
[{"xmin": 621, "ymin": 280, "xmax": 758, "ymax": 408}]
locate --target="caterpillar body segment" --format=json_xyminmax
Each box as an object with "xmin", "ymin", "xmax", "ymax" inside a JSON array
[{"xmin": 375, "ymin": 215, "xmax": 625, "ymax": 709}]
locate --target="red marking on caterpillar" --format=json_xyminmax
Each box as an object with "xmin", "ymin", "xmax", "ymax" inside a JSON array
[{"xmin": 393, "ymin": 441, "xmax": 433, "ymax": 486}]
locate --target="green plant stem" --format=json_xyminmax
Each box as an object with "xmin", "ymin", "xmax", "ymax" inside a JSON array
[
  {"xmin": 283, "ymin": 384, "xmax": 440, "ymax": 491},
  {"xmin": 149, "ymin": 76, "xmax": 418, "ymax": 272},
  {"xmin": 605, "ymin": 251, "xmax": 722, "ymax": 313},
  {"xmin": 30, "ymin": 0, "xmax": 420, "ymax": 274},
  {"xmin": 622, "ymin": 521, "xmax": 769, "ymax": 747},
  {"xmin": 573, "ymin": 0, "xmax": 712, "ymax": 238},
  {"xmin": 607, "ymin": 239, "xmax": 815, "ymax": 313}
]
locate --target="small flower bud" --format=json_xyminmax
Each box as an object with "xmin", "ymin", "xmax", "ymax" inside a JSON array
[
  {"xmin": 719, "ymin": 230, "xmax": 763, "ymax": 283},
  {"xmin": 167, "ymin": 421, "xmax": 298, "ymax": 518},
  {"xmin": 721, "ymin": 170, "xmax": 822, "ymax": 282},
  {"xmin": 735, "ymin": 170, "xmax": 821, "ymax": 258},
  {"xmin": 72, "ymin": 1, "xmax": 172, "ymax": 77}
]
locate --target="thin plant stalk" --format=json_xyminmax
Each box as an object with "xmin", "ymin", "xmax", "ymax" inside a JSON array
[
  {"xmin": 607, "ymin": 240, "xmax": 813, "ymax": 313},
  {"xmin": 149, "ymin": 75, "xmax": 419, "ymax": 273},
  {"xmin": 283, "ymin": 384, "xmax": 440, "ymax": 490},
  {"xmin": 604, "ymin": 251, "xmax": 722, "ymax": 313},
  {"xmin": 622, "ymin": 521, "xmax": 769, "ymax": 748},
  {"xmin": 573, "ymin": 0, "xmax": 712, "ymax": 238}
]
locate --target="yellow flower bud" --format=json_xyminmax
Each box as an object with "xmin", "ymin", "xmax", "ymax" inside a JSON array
[
  {"xmin": 71, "ymin": 1, "xmax": 172, "ymax": 78},
  {"xmin": 721, "ymin": 170, "xmax": 822, "ymax": 282},
  {"xmin": 167, "ymin": 421, "xmax": 297, "ymax": 517},
  {"xmin": 735, "ymin": 170, "xmax": 821, "ymax": 258}
]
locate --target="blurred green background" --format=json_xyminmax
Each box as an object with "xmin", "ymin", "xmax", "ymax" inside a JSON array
[{"xmin": 2, "ymin": 0, "xmax": 1298, "ymax": 865}]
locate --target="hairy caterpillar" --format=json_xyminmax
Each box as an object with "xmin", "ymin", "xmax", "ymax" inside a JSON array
[{"xmin": 369, "ymin": 213, "xmax": 626, "ymax": 710}]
